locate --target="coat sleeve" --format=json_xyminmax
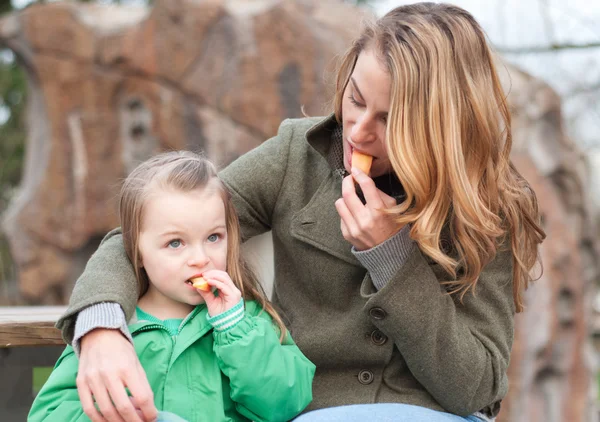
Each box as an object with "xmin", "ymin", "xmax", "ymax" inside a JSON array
[
  {"xmin": 361, "ymin": 242, "xmax": 515, "ymax": 416},
  {"xmin": 56, "ymin": 228, "xmax": 138, "ymax": 344},
  {"xmin": 28, "ymin": 347, "xmax": 91, "ymax": 422},
  {"xmin": 218, "ymin": 119, "xmax": 295, "ymax": 241},
  {"xmin": 213, "ymin": 302, "xmax": 316, "ymax": 422}
]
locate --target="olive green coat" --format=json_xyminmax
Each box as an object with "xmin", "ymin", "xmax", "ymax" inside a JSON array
[{"xmin": 58, "ymin": 115, "xmax": 515, "ymax": 418}]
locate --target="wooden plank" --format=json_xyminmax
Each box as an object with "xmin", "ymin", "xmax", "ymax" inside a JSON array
[
  {"xmin": 0, "ymin": 307, "xmax": 67, "ymax": 347},
  {"xmin": 0, "ymin": 306, "xmax": 67, "ymax": 323}
]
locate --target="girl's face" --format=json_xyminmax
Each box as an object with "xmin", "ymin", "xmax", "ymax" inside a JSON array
[
  {"xmin": 137, "ymin": 185, "xmax": 228, "ymax": 317},
  {"xmin": 342, "ymin": 49, "xmax": 393, "ymax": 178}
]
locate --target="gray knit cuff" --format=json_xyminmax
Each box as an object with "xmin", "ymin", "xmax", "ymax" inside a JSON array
[
  {"xmin": 72, "ymin": 302, "xmax": 133, "ymax": 357},
  {"xmin": 352, "ymin": 225, "xmax": 415, "ymax": 290}
]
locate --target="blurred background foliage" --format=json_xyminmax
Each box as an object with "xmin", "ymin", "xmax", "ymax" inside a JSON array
[
  {"xmin": 0, "ymin": 0, "xmax": 381, "ymax": 301},
  {"xmin": 0, "ymin": 0, "xmax": 379, "ymax": 212}
]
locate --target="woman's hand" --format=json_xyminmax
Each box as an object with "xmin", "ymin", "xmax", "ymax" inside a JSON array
[
  {"xmin": 196, "ymin": 269, "xmax": 243, "ymax": 316},
  {"xmin": 335, "ymin": 167, "xmax": 401, "ymax": 251},
  {"xmin": 77, "ymin": 328, "xmax": 157, "ymax": 422}
]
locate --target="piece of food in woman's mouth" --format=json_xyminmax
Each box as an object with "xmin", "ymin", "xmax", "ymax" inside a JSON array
[
  {"xmin": 352, "ymin": 150, "xmax": 373, "ymax": 176},
  {"xmin": 189, "ymin": 276, "xmax": 210, "ymax": 291}
]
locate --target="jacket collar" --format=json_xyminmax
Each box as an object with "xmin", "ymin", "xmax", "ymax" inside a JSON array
[
  {"xmin": 305, "ymin": 114, "xmax": 406, "ymax": 202},
  {"xmin": 305, "ymin": 113, "xmax": 340, "ymax": 161}
]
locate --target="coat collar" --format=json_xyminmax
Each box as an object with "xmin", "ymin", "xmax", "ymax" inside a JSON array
[{"xmin": 305, "ymin": 114, "xmax": 406, "ymax": 202}]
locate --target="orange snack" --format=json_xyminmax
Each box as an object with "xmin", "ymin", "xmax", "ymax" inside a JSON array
[
  {"xmin": 352, "ymin": 150, "xmax": 373, "ymax": 176},
  {"xmin": 191, "ymin": 276, "xmax": 210, "ymax": 292}
]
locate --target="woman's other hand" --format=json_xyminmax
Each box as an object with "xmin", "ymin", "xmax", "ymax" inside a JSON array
[
  {"xmin": 77, "ymin": 328, "xmax": 157, "ymax": 422},
  {"xmin": 335, "ymin": 167, "xmax": 401, "ymax": 251}
]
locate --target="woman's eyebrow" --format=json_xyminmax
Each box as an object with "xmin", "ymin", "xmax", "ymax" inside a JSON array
[
  {"xmin": 350, "ymin": 77, "xmax": 365, "ymax": 101},
  {"xmin": 351, "ymin": 76, "xmax": 388, "ymax": 119}
]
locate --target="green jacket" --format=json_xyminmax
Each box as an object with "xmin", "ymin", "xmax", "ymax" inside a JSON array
[
  {"xmin": 58, "ymin": 115, "xmax": 515, "ymax": 418},
  {"xmin": 31, "ymin": 301, "xmax": 315, "ymax": 422}
]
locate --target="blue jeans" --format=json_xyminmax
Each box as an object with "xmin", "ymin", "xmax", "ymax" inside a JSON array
[
  {"xmin": 293, "ymin": 404, "xmax": 485, "ymax": 422},
  {"xmin": 156, "ymin": 411, "xmax": 189, "ymax": 422}
]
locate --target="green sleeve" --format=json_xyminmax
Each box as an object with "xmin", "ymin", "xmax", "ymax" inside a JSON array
[
  {"xmin": 362, "ymin": 242, "xmax": 515, "ymax": 416},
  {"xmin": 28, "ymin": 347, "xmax": 91, "ymax": 422},
  {"xmin": 56, "ymin": 228, "xmax": 138, "ymax": 344},
  {"xmin": 213, "ymin": 302, "xmax": 315, "ymax": 422},
  {"xmin": 219, "ymin": 119, "xmax": 295, "ymax": 241}
]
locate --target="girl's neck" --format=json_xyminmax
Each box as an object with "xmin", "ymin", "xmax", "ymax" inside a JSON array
[{"xmin": 137, "ymin": 288, "xmax": 196, "ymax": 320}]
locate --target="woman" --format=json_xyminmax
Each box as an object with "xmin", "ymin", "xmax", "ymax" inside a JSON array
[{"xmin": 56, "ymin": 3, "xmax": 545, "ymax": 421}]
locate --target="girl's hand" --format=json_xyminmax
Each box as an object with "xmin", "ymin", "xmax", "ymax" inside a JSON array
[
  {"xmin": 195, "ymin": 269, "xmax": 242, "ymax": 316},
  {"xmin": 335, "ymin": 167, "xmax": 401, "ymax": 251}
]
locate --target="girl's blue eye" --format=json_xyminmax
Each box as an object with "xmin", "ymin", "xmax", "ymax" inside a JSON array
[
  {"xmin": 168, "ymin": 240, "xmax": 182, "ymax": 248},
  {"xmin": 207, "ymin": 234, "xmax": 220, "ymax": 243}
]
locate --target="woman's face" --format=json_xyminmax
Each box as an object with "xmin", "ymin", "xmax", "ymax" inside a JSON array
[{"xmin": 341, "ymin": 49, "xmax": 392, "ymax": 178}]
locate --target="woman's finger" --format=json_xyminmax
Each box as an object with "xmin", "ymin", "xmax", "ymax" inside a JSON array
[
  {"xmin": 335, "ymin": 198, "xmax": 357, "ymax": 238},
  {"xmin": 77, "ymin": 380, "xmax": 107, "ymax": 422},
  {"xmin": 341, "ymin": 175, "xmax": 365, "ymax": 219},
  {"xmin": 105, "ymin": 376, "xmax": 144, "ymax": 422},
  {"xmin": 88, "ymin": 376, "xmax": 125, "ymax": 422},
  {"xmin": 351, "ymin": 167, "xmax": 385, "ymax": 209},
  {"xmin": 124, "ymin": 362, "xmax": 157, "ymax": 422},
  {"xmin": 378, "ymin": 189, "xmax": 397, "ymax": 208}
]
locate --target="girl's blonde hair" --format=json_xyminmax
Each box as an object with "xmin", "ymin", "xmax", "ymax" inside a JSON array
[
  {"xmin": 119, "ymin": 151, "xmax": 286, "ymax": 337},
  {"xmin": 334, "ymin": 3, "xmax": 545, "ymax": 312}
]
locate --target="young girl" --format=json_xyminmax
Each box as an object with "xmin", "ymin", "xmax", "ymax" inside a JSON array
[{"xmin": 29, "ymin": 151, "xmax": 315, "ymax": 422}]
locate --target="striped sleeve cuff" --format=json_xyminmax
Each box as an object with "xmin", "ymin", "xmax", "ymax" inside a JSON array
[
  {"xmin": 207, "ymin": 299, "xmax": 245, "ymax": 332},
  {"xmin": 72, "ymin": 302, "xmax": 133, "ymax": 357},
  {"xmin": 352, "ymin": 224, "xmax": 416, "ymax": 291}
]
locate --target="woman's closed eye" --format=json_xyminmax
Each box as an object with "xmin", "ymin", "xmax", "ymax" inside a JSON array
[{"xmin": 348, "ymin": 94, "xmax": 364, "ymax": 108}]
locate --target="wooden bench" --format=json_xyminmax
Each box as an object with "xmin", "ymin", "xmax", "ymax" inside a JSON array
[
  {"xmin": 0, "ymin": 306, "xmax": 66, "ymax": 347},
  {"xmin": 0, "ymin": 306, "xmax": 68, "ymax": 420}
]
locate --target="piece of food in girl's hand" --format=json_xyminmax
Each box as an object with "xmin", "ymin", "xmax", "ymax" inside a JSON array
[
  {"xmin": 191, "ymin": 276, "xmax": 210, "ymax": 291},
  {"xmin": 352, "ymin": 151, "xmax": 373, "ymax": 176}
]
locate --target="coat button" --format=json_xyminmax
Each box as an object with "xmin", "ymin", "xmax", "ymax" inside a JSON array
[
  {"xmin": 358, "ymin": 370, "xmax": 374, "ymax": 385},
  {"xmin": 369, "ymin": 307, "xmax": 387, "ymax": 320},
  {"xmin": 371, "ymin": 329, "xmax": 388, "ymax": 346}
]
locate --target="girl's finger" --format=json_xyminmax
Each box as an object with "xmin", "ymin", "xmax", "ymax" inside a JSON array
[
  {"xmin": 197, "ymin": 287, "xmax": 218, "ymax": 307},
  {"xmin": 205, "ymin": 277, "xmax": 236, "ymax": 298},
  {"xmin": 201, "ymin": 270, "xmax": 234, "ymax": 287}
]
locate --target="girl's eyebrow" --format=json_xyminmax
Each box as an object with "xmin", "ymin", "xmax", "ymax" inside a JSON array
[{"xmin": 159, "ymin": 230, "xmax": 184, "ymax": 237}]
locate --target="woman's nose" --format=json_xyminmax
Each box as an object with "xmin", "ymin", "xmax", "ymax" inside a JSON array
[{"xmin": 351, "ymin": 114, "xmax": 376, "ymax": 144}]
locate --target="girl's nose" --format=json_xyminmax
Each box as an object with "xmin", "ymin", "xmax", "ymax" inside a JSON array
[{"xmin": 187, "ymin": 246, "xmax": 210, "ymax": 267}]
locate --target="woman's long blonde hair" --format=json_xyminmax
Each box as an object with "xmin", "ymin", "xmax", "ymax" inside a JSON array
[
  {"xmin": 119, "ymin": 151, "xmax": 286, "ymax": 337},
  {"xmin": 334, "ymin": 3, "xmax": 545, "ymax": 312}
]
